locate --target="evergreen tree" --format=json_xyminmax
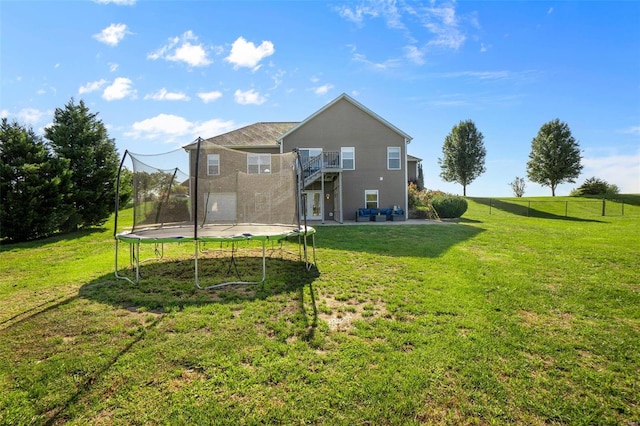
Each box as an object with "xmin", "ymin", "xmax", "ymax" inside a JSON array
[
  {"xmin": 0, "ymin": 119, "xmax": 72, "ymax": 242},
  {"xmin": 44, "ymin": 99, "xmax": 120, "ymax": 230},
  {"xmin": 527, "ymin": 119, "xmax": 582, "ymax": 196},
  {"xmin": 438, "ymin": 120, "xmax": 487, "ymax": 196}
]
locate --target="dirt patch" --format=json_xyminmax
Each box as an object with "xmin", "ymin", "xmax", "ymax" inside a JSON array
[{"xmin": 318, "ymin": 296, "xmax": 387, "ymax": 332}]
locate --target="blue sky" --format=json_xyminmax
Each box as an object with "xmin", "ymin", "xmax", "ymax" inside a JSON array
[{"xmin": 2, "ymin": 0, "xmax": 638, "ymax": 196}]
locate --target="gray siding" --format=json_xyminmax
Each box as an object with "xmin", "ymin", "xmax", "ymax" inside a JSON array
[{"xmin": 282, "ymin": 97, "xmax": 408, "ymax": 220}]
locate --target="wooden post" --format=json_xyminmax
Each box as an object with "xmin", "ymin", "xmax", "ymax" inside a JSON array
[{"xmin": 602, "ymin": 198, "xmax": 606, "ymax": 216}]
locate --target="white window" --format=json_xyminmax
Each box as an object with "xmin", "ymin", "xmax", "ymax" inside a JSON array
[
  {"xmin": 247, "ymin": 154, "xmax": 271, "ymax": 174},
  {"xmin": 207, "ymin": 154, "xmax": 220, "ymax": 175},
  {"xmin": 341, "ymin": 147, "xmax": 355, "ymax": 170},
  {"xmin": 387, "ymin": 147, "xmax": 401, "ymax": 170},
  {"xmin": 365, "ymin": 190, "xmax": 379, "ymax": 209}
]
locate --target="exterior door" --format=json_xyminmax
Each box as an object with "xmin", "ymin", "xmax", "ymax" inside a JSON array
[
  {"xmin": 206, "ymin": 192, "xmax": 237, "ymax": 222},
  {"xmin": 304, "ymin": 191, "xmax": 322, "ymax": 220}
]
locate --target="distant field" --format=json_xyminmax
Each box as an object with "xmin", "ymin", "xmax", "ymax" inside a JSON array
[{"xmin": 1, "ymin": 197, "xmax": 638, "ymax": 425}]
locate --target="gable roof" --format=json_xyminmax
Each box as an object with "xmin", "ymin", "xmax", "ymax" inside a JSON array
[
  {"xmin": 184, "ymin": 122, "xmax": 298, "ymax": 150},
  {"xmin": 277, "ymin": 93, "xmax": 413, "ymax": 143},
  {"xmin": 408, "ymin": 154, "xmax": 422, "ymax": 162}
]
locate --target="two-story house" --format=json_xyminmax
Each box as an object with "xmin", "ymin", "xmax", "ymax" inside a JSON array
[{"xmin": 185, "ymin": 93, "xmax": 419, "ymax": 223}]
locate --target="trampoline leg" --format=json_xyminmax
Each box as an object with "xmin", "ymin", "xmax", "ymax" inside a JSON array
[{"xmin": 115, "ymin": 239, "xmax": 138, "ymax": 284}]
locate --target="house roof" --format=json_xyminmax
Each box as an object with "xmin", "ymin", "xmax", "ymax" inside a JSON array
[
  {"xmin": 277, "ymin": 93, "xmax": 413, "ymax": 143},
  {"xmin": 408, "ymin": 154, "xmax": 422, "ymax": 162},
  {"xmin": 184, "ymin": 122, "xmax": 298, "ymax": 150}
]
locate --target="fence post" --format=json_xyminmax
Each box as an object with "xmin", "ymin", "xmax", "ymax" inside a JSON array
[
  {"xmin": 565, "ymin": 201, "xmax": 568, "ymax": 217},
  {"xmin": 489, "ymin": 198, "xmax": 492, "ymax": 215},
  {"xmin": 602, "ymin": 198, "xmax": 606, "ymax": 216},
  {"xmin": 527, "ymin": 201, "xmax": 530, "ymax": 217},
  {"xmin": 622, "ymin": 201, "xmax": 624, "ymax": 216}
]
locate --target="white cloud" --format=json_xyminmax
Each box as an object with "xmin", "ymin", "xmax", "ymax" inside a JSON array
[
  {"xmin": 144, "ymin": 88, "xmax": 190, "ymax": 101},
  {"xmin": 336, "ymin": 4, "xmax": 380, "ymax": 26},
  {"xmin": 130, "ymin": 114, "xmax": 192, "ymax": 138},
  {"xmin": 338, "ymin": 2, "xmax": 405, "ymax": 31},
  {"xmin": 620, "ymin": 126, "xmax": 640, "ymax": 135},
  {"xmin": 421, "ymin": 3, "xmax": 466, "ymax": 49},
  {"xmin": 126, "ymin": 114, "xmax": 235, "ymax": 142},
  {"xmin": 148, "ymin": 31, "xmax": 215, "ymax": 68},
  {"xmin": 547, "ymin": 7, "xmax": 554, "ymax": 15},
  {"xmin": 338, "ymin": 1, "xmax": 469, "ymax": 55},
  {"xmin": 12, "ymin": 108, "xmax": 48, "ymax": 125},
  {"xmin": 93, "ymin": 23, "xmax": 130, "ymax": 47},
  {"xmin": 352, "ymin": 52, "xmax": 402, "ymax": 71},
  {"xmin": 444, "ymin": 70, "xmax": 511, "ymax": 80},
  {"xmin": 197, "ymin": 90, "xmax": 223, "ymax": 103},
  {"xmin": 94, "ymin": 0, "xmax": 136, "ymax": 5},
  {"xmin": 404, "ymin": 45, "xmax": 425, "ymax": 65},
  {"xmin": 225, "ymin": 37, "xmax": 275, "ymax": 71},
  {"xmin": 234, "ymin": 89, "xmax": 266, "ymax": 105},
  {"xmin": 314, "ymin": 84, "xmax": 334, "ymax": 96},
  {"xmin": 193, "ymin": 119, "xmax": 236, "ymax": 138},
  {"xmin": 79, "ymin": 79, "xmax": 107, "ymax": 94},
  {"xmin": 582, "ymin": 152, "xmax": 640, "ymax": 194},
  {"xmin": 0, "ymin": 109, "xmax": 8, "ymax": 119},
  {"xmin": 102, "ymin": 77, "xmax": 135, "ymax": 100}
]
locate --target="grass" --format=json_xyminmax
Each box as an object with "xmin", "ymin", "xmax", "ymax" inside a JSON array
[{"xmin": 1, "ymin": 196, "xmax": 639, "ymax": 425}]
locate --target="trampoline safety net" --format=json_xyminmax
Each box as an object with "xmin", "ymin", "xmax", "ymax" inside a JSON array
[
  {"xmin": 114, "ymin": 139, "xmax": 315, "ymax": 289},
  {"xmin": 121, "ymin": 142, "xmax": 299, "ymax": 232}
]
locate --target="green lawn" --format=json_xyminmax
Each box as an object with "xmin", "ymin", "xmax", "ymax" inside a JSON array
[{"xmin": 1, "ymin": 197, "xmax": 638, "ymax": 425}]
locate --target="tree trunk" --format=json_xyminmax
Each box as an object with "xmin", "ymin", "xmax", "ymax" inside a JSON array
[{"xmin": 463, "ymin": 185, "xmax": 467, "ymax": 196}]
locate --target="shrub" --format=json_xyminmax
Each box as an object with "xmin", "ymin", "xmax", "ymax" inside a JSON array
[
  {"xmin": 431, "ymin": 194, "xmax": 468, "ymax": 218},
  {"xmin": 572, "ymin": 177, "xmax": 620, "ymax": 196}
]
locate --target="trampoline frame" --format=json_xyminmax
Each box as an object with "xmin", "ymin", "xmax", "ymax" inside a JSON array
[
  {"xmin": 114, "ymin": 224, "xmax": 316, "ymax": 289},
  {"xmin": 114, "ymin": 142, "xmax": 317, "ymax": 289}
]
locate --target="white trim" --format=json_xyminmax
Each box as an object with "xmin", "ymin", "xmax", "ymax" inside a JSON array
[
  {"xmin": 341, "ymin": 147, "xmax": 355, "ymax": 170},
  {"xmin": 387, "ymin": 146, "xmax": 401, "ymax": 170},
  {"xmin": 247, "ymin": 153, "xmax": 271, "ymax": 174},
  {"xmin": 365, "ymin": 189, "xmax": 379, "ymax": 209},
  {"xmin": 277, "ymin": 93, "xmax": 413, "ymax": 143},
  {"xmin": 207, "ymin": 153, "xmax": 220, "ymax": 176}
]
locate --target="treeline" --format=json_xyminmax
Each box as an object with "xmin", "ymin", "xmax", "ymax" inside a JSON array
[{"xmin": 0, "ymin": 99, "xmax": 125, "ymax": 243}]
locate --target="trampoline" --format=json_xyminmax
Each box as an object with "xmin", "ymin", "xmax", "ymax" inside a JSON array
[{"xmin": 114, "ymin": 139, "xmax": 316, "ymax": 289}]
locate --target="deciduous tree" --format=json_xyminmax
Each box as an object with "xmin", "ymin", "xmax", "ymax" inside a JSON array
[
  {"xmin": 527, "ymin": 119, "xmax": 582, "ymax": 196},
  {"xmin": 509, "ymin": 176, "xmax": 526, "ymax": 197},
  {"xmin": 438, "ymin": 120, "xmax": 486, "ymax": 196}
]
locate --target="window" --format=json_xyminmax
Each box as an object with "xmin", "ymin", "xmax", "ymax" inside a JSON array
[
  {"xmin": 247, "ymin": 154, "xmax": 271, "ymax": 174},
  {"xmin": 341, "ymin": 147, "xmax": 355, "ymax": 170},
  {"xmin": 207, "ymin": 154, "xmax": 220, "ymax": 175},
  {"xmin": 365, "ymin": 190, "xmax": 379, "ymax": 209},
  {"xmin": 299, "ymin": 148, "xmax": 322, "ymax": 166},
  {"xmin": 387, "ymin": 147, "xmax": 401, "ymax": 170}
]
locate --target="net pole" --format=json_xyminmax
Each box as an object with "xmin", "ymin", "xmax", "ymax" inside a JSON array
[
  {"xmin": 114, "ymin": 150, "xmax": 130, "ymax": 238},
  {"xmin": 194, "ymin": 137, "xmax": 202, "ymax": 288}
]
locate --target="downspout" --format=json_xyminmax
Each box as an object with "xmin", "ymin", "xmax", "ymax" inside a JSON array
[{"xmin": 404, "ymin": 138, "xmax": 409, "ymax": 220}]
